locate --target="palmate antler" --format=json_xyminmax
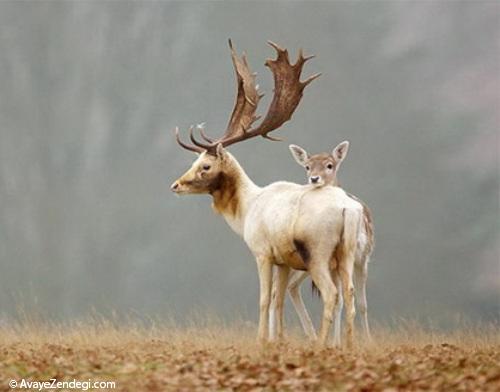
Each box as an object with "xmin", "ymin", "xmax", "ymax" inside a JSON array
[{"xmin": 175, "ymin": 40, "xmax": 320, "ymax": 154}]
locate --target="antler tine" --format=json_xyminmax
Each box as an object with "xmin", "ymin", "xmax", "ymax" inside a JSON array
[
  {"xmin": 303, "ymin": 54, "xmax": 316, "ymax": 62},
  {"xmin": 302, "ymin": 72, "xmax": 322, "ymax": 87},
  {"xmin": 267, "ymin": 40, "xmax": 289, "ymax": 60},
  {"xmin": 188, "ymin": 126, "xmax": 212, "ymax": 149},
  {"xmin": 197, "ymin": 125, "xmax": 214, "ymax": 143},
  {"xmin": 263, "ymin": 134, "xmax": 283, "ymax": 142},
  {"xmin": 174, "ymin": 127, "xmax": 205, "ymax": 153},
  {"xmin": 295, "ymin": 48, "xmax": 316, "ymax": 68}
]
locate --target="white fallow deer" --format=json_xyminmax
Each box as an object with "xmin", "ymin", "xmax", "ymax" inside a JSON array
[
  {"xmin": 269, "ymin": 142, "xmax": 374, "ymax": 345},
  {"xmin": 170, "ymin": 40, "xmax": 363, "ymax": 347}
]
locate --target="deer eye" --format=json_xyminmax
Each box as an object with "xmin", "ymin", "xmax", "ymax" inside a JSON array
[
  {"xmin": 202, "ymin": 164, "xmax": 211, "ymax": 171},
  {"xmin": 305, "ymin": 165, "xmax": 310, "ymax": 171},
  {"xmin": 326, "ymin": 163, "xmax": 334, "ymax": 170}
]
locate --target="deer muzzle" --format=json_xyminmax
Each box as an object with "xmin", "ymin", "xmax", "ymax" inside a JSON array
[
  {"xmin": 309, "ymin": 176, "xmax": 324, "ymax": 187},
  {"xmin": 170, "ymin": 181, "xmax": 180, "ymax": 192}
]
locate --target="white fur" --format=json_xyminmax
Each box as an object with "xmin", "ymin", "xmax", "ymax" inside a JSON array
[
  {"xmin": 173, "ymin": 151, "xmax": 362, "ymax": 347},
  {"xmin": 268, "ymin": 144, "xmax": 374, "ymax": 346}
]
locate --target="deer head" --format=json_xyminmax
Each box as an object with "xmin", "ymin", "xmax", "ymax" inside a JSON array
[
  {"xmin": 289, "ymin": 141, "xmax": 349, "ymax": 187},
  {"xmin": 170, "ymin": 144, "xmax": 230, "ymax": 194},
  {"xmin": 171, "ymin": 40, "xmax": 320, "ymax": 195}
]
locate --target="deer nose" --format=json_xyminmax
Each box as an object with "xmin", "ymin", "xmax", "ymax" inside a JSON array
[
  {"xmin": 170, "ymin": 181, "xmax": 179, "ymax": 191},
  {"xmin": 310, "ymin": 176, "xmax": 320, "ymax": 184}
]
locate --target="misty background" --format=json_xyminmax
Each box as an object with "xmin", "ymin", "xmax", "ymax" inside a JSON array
[{"xmin": 0, "ymin": 1, "xmax": 498, "ymax": 328}]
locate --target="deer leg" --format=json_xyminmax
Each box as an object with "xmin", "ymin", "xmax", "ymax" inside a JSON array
[
  {"xmin": 274, "ymin": 265, "xmax": 290, "ymax": 341},
  {"xmin": 309, "ymin": 262, "xmax": 338, "ymax": 347},
  {"xmin": 331, "ymin": 268, "xmax": 344, "ymax": 347},
  {"xmin": 339, "ymin": 259, "xmax": 356, "ymax": 349},
  {"xmin": 355, "ymin": 259, "xmax": 372, "ymax": 342},
  {"xmin": 269, "ymin": 269, "xmax": 279, "ymax": 341},
  {"xmin": 288, "ymin": 271, "xmax": 317, "ymax": 340},
  {"xmin": 256, "ymin": 257, "xmax": 273, "ymax": 344}
]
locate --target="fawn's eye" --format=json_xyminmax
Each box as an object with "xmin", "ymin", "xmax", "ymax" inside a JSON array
[
  {"xmin": 305, "ymin": 165, "xmax": 310, "ymax": 171},
  {"xmin": 326, "ymin": 163, "xmax": 334, "ymax": 170},
  {"xmin": 202, "ymin": 164, "xmax": 211, "ymax": 171}
]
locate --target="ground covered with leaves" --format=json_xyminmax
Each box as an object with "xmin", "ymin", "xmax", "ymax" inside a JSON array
[{"xmin": 0, "ymin": 320, "xmax": 499, "ymax": 391}]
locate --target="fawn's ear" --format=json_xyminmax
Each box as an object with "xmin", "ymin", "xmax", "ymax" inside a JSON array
[
  {"xmin": 289, "ymin": 144, "xmax": 309, "ymax": 167},
  {"xmin": 332, "ymin": 141, "xmax": 349, "ymax": 165}
]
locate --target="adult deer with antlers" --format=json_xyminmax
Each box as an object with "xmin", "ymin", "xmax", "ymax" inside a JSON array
[
  {"xmin": 269, "ymin": 142, "xmax": 374, "ymax": 345},
  {"xmin": 171, "ymin": 40, "xmax": 362, "ymax": 347}
]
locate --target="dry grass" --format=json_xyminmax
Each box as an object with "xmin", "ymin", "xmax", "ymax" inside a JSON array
[{"xmin": 0, "ymin": 315, "xmax": 499, "ymax": 391}]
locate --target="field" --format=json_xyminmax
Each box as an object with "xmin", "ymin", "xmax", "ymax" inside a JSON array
[{"xmin": 0, "ymin": 318, "xmax": 499, "ymax": 391}]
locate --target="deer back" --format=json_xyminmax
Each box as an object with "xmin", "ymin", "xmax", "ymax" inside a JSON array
[{"xmin": 244, "ymin": 184, "xmax": 362, "ymax": 268}]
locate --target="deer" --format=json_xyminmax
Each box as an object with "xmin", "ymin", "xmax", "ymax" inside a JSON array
[
  {"xmin": 269, "ymin": 142, "xmax": 374, "ymax": 345},
  {"xmin": 170, "ymin": 40, "xmax": 364, "ymax": 347}
]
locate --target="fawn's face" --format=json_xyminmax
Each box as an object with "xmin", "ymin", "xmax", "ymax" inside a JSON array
[
  {"xmin": 289, "ymin": 141, "xmax": 349, "ymax": 187},
  {"xmin": 304, "ymin": 153, "xmax": 338, "ymax": 186}
]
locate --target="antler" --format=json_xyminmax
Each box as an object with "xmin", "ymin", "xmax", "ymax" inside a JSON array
[
  {"xmin": 223, "ymin": 39, "xmax": 263, "ymax": 141},
  {"xmin": 175, "ymin": 40, "xmax": 320, "ymax": 153}
]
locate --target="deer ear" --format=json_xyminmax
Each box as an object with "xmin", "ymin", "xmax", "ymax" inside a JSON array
[
  {"xmin": 216, "ymin": 143, "xmax": 226, "ymax": 160},
  {"xmin": 332, "ymin": 141, "xmax": 349, "ymax": 164},
  {"xmin": 289, "ymin": 144, "xmax": 309, "ymax": 167}
]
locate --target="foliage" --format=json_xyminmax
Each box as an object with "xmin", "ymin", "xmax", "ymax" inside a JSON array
[{"xmin": 1, "ymin": 320, "xmax": 498, "ymax": 391}]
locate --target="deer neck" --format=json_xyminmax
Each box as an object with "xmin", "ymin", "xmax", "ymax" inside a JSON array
[
  {"xmin": 330, "ymin": 175, "xmax": 340, "ymax": 187},
  {"xmin": 210, "ymin": 153, "xmax": 260, "ymax": 236}
]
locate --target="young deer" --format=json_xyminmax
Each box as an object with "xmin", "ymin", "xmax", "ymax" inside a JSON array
[
  {"xmin": 270, "ymin": 142, "xmax": 374, "ymax": 344},
  {"xmin": 171, "ymin": 40, "xmax": 363, "ymax": 347}
]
